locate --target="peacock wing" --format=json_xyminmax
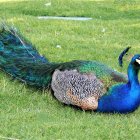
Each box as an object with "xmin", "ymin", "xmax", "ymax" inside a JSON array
[
  {"xmin": 51, "ymin": 69, "xmax": 106, "ymax": 110},
  {"xmin": 78, "ymin": 61, "xmax": 128, "ymax": 90}
]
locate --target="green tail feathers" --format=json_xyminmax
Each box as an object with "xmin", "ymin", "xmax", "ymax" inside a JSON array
[
  {"xmin": 0, "ymin": 24, "xmax": 128, "ymax": 89},
  {"xmin": 0, "ymin": 24, "xmax": 61, "ymax": 88}
]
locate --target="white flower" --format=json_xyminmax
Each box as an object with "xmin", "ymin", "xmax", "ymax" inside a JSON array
[
  {"xmin": 56, "ymin": 45, "xmax": 61, "ymax": 48},
  {"xmin": 102, "ymin": 28, "xmax": 106, "ymax": 33},
  {"xmin": 45, "ymin": 2, "xmax": 51, "ymax": 7}
]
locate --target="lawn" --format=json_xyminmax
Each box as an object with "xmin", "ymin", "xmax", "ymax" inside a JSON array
[{"xmin": 0, "ymin": 0, "xmax": 140, "ymax": 139}]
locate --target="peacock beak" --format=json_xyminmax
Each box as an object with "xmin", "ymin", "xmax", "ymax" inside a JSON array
[{"xmin": 136, "ymin": 59, "xmax": 140, "ymax": 64}]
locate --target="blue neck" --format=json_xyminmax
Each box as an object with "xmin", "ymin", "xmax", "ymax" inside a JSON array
[
  {"xmin": 97, "ymin": 64, "xmax": 140, "ymax": 113},
  {"xmin": 127, "ymin": 64, "xmax": 139, "ymax": 87}
]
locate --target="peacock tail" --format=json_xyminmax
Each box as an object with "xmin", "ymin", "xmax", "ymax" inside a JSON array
[
  {"xmin": 0, "ymin": 24, "xmax": 127, "ymax": 89},
  {"xmin": 0, "ymin": 24, "xmax": 60, "ymax": 88}
]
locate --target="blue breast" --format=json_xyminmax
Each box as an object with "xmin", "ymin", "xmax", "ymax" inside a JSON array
[{"xmin": 97, "ymin": 84, "xmax": 140, "ymax": 113}]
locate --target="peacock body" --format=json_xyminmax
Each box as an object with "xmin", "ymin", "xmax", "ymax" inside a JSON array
[{"xmin": 1, "ymin": 24, "xmax": 140, "ymax": 113}]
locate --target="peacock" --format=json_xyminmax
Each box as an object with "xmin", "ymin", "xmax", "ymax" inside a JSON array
[{"xmin": 0, "ymin": 24, "xmax": 140, "ymax": 113}]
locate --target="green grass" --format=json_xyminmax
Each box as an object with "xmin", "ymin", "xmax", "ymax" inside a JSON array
[{"xmin": 0, "ymin": 0, "xmax": 140, "ymax": 139}]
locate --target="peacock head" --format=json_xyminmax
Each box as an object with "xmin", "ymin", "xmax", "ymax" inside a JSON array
[{"xmin": 130, "ymin": 54, "xmax": 140, "ymax": 69}]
